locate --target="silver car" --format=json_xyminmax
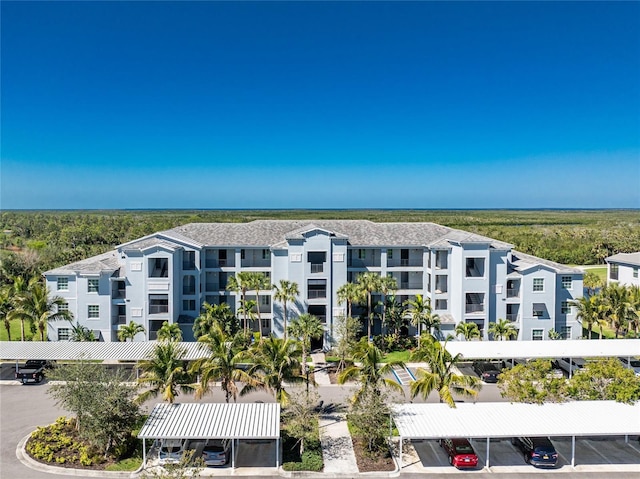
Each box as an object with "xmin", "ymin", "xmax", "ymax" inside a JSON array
[
  {"xmin": 202, "ymin": 439, "xmax": 231, "ymax": 466},
  {"xmin": 158, "ymin": 439, "xmax": 188, "ymax": 465}
]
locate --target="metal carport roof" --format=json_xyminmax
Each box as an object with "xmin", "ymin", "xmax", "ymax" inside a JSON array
[
  {"xmin": 138, "ymin": 402, "xmax": 281, "ymax": 440},
  {"xmin": 443, "ymin": 339, "xmax": 640, "ymax": 360},
  {"xmin": 0, "ymin": 341, "xmax": 210, "ymax": 361}
]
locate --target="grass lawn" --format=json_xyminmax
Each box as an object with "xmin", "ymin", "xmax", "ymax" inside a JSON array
[
  {"xmin": 104, "ymin": 457, "xmax": 142, "ymax": 471},
  {"xmin": 0, "ymin": 321, "xmax": 41, "ymax": 341},
  {"xmin": 380, "ymin": 350, "xmax": 412, "ymax": 363}
]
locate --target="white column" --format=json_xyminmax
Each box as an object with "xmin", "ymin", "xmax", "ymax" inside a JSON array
[
  {"xmin": 485, "ymin": 437, "xmax": 490, "ymax": 468},
  {"xmin": 276, "ymin": 438, "xmax": 280, "ymax": 468},
  {"xmin": 232, "ymin": 438, "xmax": 235, "ymax": 468},
  {"xmin": 399, "ymin": 436, "xmax": 403, "ymax": 469},
  {"xmin": 571, "ymin": 436, "xmax": 576, "ymax": 467},
  {"xmin": 142, "ymin": 438, "xmax": 146, "ymax": 467}
]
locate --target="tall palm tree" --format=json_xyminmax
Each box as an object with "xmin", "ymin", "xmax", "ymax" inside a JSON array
[
  {"xmin": 117, "ymin": 321, "xmax": 145, "ymax": 342},
  {"xmin": 570, "ymin": 296, "xmax": 599, "ymax": 339},
  {"xmin": 190, "ymin": 325, "xmax": 253, "ymax": 403},
  {"xmin": 604, "ymin": 283, "xmax": 634, "ymax": 338},
  {"xmin": 226, "ymin": 272, "xmax": 253, "ymax": 332},
  {"xmin": 488, "ymin": 318, "xmax": 518, "ymax": 341},
  {"xmin": 288, "ymin": 313, "xmax": 324, "ymax": 390},
  {"xmin": 7, "ymin": 275, "xmax": 38, "ymax": 341},
  {"xmin": 157, "ymin": 321, "xmax": 182, "ymax": 342},
  {"xmin": 356, "ymin": 272, "xmax": 382, "ymax": 341},
  {"xmin": 337, "ymin": 282, "xmax": 364, "ymax": 319},
  {"xmin": 383, "ymin": 296, "xmax": 406, "ymax": 340},
  {"xmin": 242, "ymin": 336, "xmax": 304, "ymax": 406},
  {"xmin": 378, "ymin": 275, "xmax": 398, "ymax": 331},
  {"xmin": 238, "ymin": 299, "xmax": 258, "ymax": 334},
  {"xmin": 337, "ymin": 338, "xmax": 404, "ymax": 403},
  {"xmin": 405, "ymin": 295, "xmax": 439, "ymax": 343},
  {"xmin": 455, "ymin": 321, "xmax": 480, "ymax": 341},
  {"xmin": 246, "ymin": 272, "xmax": 271, "ymax": 338},
  {"xmin": 628, "ymin": 286, "xmax": 640, "ymax": 336},
  {"xmin": 410, "ymin": 336, "xmax": 482, "ymax": 407},
  {"xmin": 0, "ymin": 286, "xmax": 12, "ymax": 341},
  {"xmin": 137, "ymin": 342, "xmax": 193, "ymax": 404},
  {"xmin": 273, "ymin": 280, "xmax": 299, "ymax": 339}
]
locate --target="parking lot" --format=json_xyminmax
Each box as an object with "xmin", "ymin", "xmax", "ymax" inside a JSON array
[{"xmin": 403, "ymin": 436, "xmax": 640, "ymax": 473}]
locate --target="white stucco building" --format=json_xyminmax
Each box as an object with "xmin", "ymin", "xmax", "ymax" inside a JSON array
[{"xmin": 605, "ymin": 252, "xmax": 640, "ymax": 288}]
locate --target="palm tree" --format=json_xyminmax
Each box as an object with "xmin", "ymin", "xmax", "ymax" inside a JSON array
[
  {"xmin": 7, "ymin": 275, "xmax": 38, "ymax": 341},
  {"xmin": 378, "ymin": 275, "xmax": 398, "ymax": 331},
  {"xmin": 628, "ymin": 286, "xmax": 640, "ymax": 336},
  {"xmin": 246, "ymin": 272, "xmax": 271, "ymax": 338},
  {"xmin": 194, "ymin": 302, "xmax": 238, "ymax": 338},
  {"xmin": 288, "ymin": 313, "xmax": 324, "ymax": 390},
  {"xmin": 137, "ymin": 342, "xmax": 193, "ymax": 404},
  {"xmin": 410, "ymin": 336, "xmax": 482, "ymax": 407},
  {"xmin": 242, "ymin": 336, "xmax": 304, "ymax": 406},
  {"xmin": 405, "ymin": 294, "xmax": 439, "ymax": 343},
  {"xmin": 0, "ymin": 286, "xmax": 12, "ymax": 341},
  {"xmin": 570, "ymin": 296, "xmax": 599, "ymax": 339},
  {"xmin": 69, "ymin": 321, "xmax": 96, "ymax": 341},
  {"xmin": 8, "ymin": 281, "xmax": 71, "ymax": 341},
  {"xmin": 157, "ymin": 321, "xmax": 182, "ymax": 342},
  {"xmin": 383, "ymin": 296, "xmax": 406, "ymax": 340},
  {"xmin": 455, "ymin": 321, "xmax": 480, "ymax": 341},
  {"xmin": 273, "ymin": 280, "xmax": 299, "ymax": 339},
  {"xmin": 226, "ymin": 272, "xmax": 253, "ymax": 332},
  {"xmin": 238, "ymin": 299, "xmax": 258, "ymax": 334},
  {"xmin": 337, "ymin": 338, "xmax": 404, "ymax": 403},
  {"xmin": 604, "ymin": 284, "xmax": 634, "ymax": 338},
  {"xmin": 190, "ymin": 325, "xmax": 253, "ymax": 403},
  {"xmin": 488, "ymin": 318, "xmax": 518, "ymax": 341},
  {"xmin": 117, "ymin": 321, "xmax": 145, "ymax": 342},
  {"xmin": 337, "ymin": 282, "xmax": 364, "ymax": 319},
  {"xmin": 356, "ymin": 272, "xmax": 382, "ymax": 341}
]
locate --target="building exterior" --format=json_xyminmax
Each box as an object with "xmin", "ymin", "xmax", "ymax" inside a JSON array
[
  {"xmin": 605, "ymin": 252, "xmax": 640, "ymax": 288},
  {"xmin": 44, "ymin": 220, "xmax": 583, "ymax": 345}
]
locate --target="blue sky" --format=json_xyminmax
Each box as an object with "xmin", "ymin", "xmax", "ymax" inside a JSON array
[{"xmin": 2, "ymin": 1, "xmax": 639, "ymax": 209}]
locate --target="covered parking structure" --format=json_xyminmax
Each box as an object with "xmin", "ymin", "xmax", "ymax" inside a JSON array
[
  {"xmin": 392, "ymin": 401, "xmax": 640, "ymax": 469},
  {"xmin": 444, "ymin": 339, "xmax": 640, "ymax": 377},
  {"xmin": 138, "ymin": 402, "xmax": 281, "ymax": 469}
]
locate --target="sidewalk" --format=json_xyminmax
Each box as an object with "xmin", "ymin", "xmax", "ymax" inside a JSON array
[
  {"xmin": 318, "ymin": 413, "xmax": 359, "ymax": 476},
  {"xmin": 311, "ymin": 352, "xmax": 332, "ymax": 386}
]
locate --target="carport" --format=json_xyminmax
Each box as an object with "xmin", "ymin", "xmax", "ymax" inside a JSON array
[
  {"xmin": 392, "ymin": 401, "xmax": 640, "ymax": 469},
  {"xmin": 137, "ymin": 402, "xmax": 281, "ymax": 469},
  {"xmin": 444, "ymin": 339, "xmax": 640, "ymax": 378}
]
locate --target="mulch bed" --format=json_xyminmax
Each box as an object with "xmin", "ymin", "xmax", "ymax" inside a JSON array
[{"xmin": 351, "ymin": 437, "xmax": 396, "ymax": 472}]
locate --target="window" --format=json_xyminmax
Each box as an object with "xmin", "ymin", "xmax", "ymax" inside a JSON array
[
  {"xmin": 261, "ymin": 318, "xmax": 271, "ymax": 329},
  {"xmin": 561, "ymin": 301, "xmax": 571, "ymax": 314},
  {"xmin": 308, "ymin": 279, "xmax": 327, "ymax": 299},
  {"xmin": 465, "ymin": 258, "xmax": 485, "ymax": 277},
  {"xmin": 88, "ymin": 278, "xmax": 99, "ymax": 293},
  {"xmin": 532, "ymin": 329, "xmax": 544, "ymax": 341},
  {"xmin": 57, "ymin": 277, "xmax": 69, "ymax": 291},
  {"xmin": 533, "ymin": 278, "xmax": 544, "ymax": 292},
  {"xmin": 610, "ymin": 264, "xmax": 619, "ymax": 280},
  {"xmin": 532, "ymin": 304, "xmax": 545, "ymax": 317},
  {"xmin": 183, "ymin": 251, "xmax": 196, "ymax": 270},
  {"xmin": 58, "ymin": 328, "xmax": 70, "ymax": 341},
  {"xmin": 308, "ymin": 252, "xmax": 326, "ymax": 273},
  {"xmin": 150, "ymin": 258, "xmax": 169, "ymax": 278},
  {"xmin": 58, "ymin": 302, "xmax": 69, "ymax": 312},
  {"xmin": 241, "ymin": 249, "xmax": 245, "ymax": 260},
  {"xmin": 260, "ymin": 295, "xmax": 270, "ymax": 305},
  {"xmin": 561, "ymin": 326, "xmax": 571, "ymax": 340},
  {"xmin": 262, "ymin": 249, "xmax": 270, "ymax": 260},
  {"xmin": 634, "ymin": 268, "xmax": 639, "ymax": 279},
  {"xmin": 465, "ymin": 293, "xmax": 484, "ymax": 313},
  {"xmin": 387, "ymin": 249, "xmax": 393, "ymax": 259},
  {"xmin": 435, "ymin": 299, "xmax": 447, "ymax": 310},
  {"xmin": 182, "ymin": 299, "xmax": 196, "ymax": 311},
  {"xmin": 88, "ymin": 305, "xmax": 99, "ymax": 319},
  {"xmin": 561, "ymin": 276, "xmax": 572, "ymax": 289},
  {"xmin": 358, "ymin": 249, "xmax": 366, "ymax": 259},
  {"xmin": 149, "ymin": 294, "xmax": 169, "ymax": 314},
  {"xmin": 183, "ymin": 275, "xmax": 196, "ymax": 295}
]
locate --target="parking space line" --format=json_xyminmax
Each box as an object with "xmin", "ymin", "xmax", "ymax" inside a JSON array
[{"xmin": 581, "ymin": 440, "xmax": 611, "ymax": 463}]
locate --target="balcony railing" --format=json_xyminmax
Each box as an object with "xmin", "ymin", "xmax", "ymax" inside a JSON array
[
  {"xmin": 149, "ymin": 305, "xmax": 169, "ymax": 314},
  {"xmin": 465, "ymin": 303, "xmax": 484, "ymax": 314},
  {"xmin": 182, "ymin": 261, "xmax": 196, "ymax": 270},
  {"xmin": 112, "ymin": 290, "xmax": 126, "ymax": 299},
  {"xmin": 400, "ymin": 282, "xmax": 423, "ymax": 290},
  {"xmin": 506, "ymin": 313, "xmax": 518, "ymax": 322},
  {"xmin": 205, "ymin": 282, "xmax": 219, "ymax": 292},
  {"xmin": 308, "ymin": 290, "xmax": 326, "ymax": 299},
  {"xmin": 310, "ymin": 264, "xmax": 324, "ymax": 273},
  {"xmin": 507, "ymin": 288, "xmax": 520, "ymax": 298},
  {"xmin": 205, "ymin": 259, "xmax": 231, "ymax": 268}
]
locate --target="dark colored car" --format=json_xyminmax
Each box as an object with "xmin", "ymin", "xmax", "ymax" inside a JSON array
[
  {"xmin": 472, "ymin": 361, "xmax": 501, "ymax": 383},
  {"xmin": 440, "ymin": 438, "xmax": 478, "ymax": 468},
  {"xmin": 511, "ymin": 436, "xmax": 558, "ymax": 467}
]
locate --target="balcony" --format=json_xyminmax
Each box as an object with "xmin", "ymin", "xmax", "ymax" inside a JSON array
[
  {"xmin": 310, "ymin": 263, "xmax": 324, "ymax": 273},
  {"xmin": 149, "ymin": 304, "xmax": 169, "ymax": 314},
  {"xmin": 399, "ymin": 281, "xmax": 423, "ymax": 290},
  {"xmin": 507, "ymin": 288, "xmax": 520, "ymax": 298},
  {"xmin": 205, "ymin": 282, "xmax": 220, "ymax": 292},
  {"xmin": 506, "ymin": 313, "xmax": 518, "ymax": 322},
  {"xmin": 308, "ymin": 290, "xmax": 327, "ymax": 299},
  {"xmin": 465, "ymin": 303, "xmax": 485, "ymax": 314}
]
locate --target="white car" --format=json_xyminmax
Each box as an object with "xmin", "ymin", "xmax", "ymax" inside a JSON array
[
  {"xmin": 619, "ymin": 357, "xmax": 640, "ymax": 376},
  {"xmin": 158, "ymin": 439, "xmax": 188, "ymax": 465}
]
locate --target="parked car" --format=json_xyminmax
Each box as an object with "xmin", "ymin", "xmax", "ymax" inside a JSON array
[
  {"xmin": 15, "ymin": 360, "xmax": 54, "ymax": 384},
  {"xmin": 511, "ymin": 436, "xmax": 558, "ymax": 467},
  {"xmin": 618, "ymin": 357, "xmax": 640, "ymax": 376},
  {"xmin": 556, "ymin": 357, "xmax": 586, "ymax": 375},
  {"xmin": 158, "ymin": 439, "xmax": 189, "ymax": 465},
  {"xmin": 202, "ymin": 439, "xmax": 231, "ymax": 466},
  {"xmin": 472, "ymin": 361, "xmax": 501, "ymax": 383},
  {"xmin": 439, "ymin": 438, "xmax": 478, "ymax": 468}
]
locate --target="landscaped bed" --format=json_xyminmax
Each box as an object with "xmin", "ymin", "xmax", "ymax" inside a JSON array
[{"xmin": 351, "ymin": 437, "xmax": 396, "ymax": 472}]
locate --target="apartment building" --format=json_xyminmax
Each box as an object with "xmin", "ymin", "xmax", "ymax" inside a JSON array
[
  {"xmin": 44, "ymin": 220, "xmax": 583, "ymax": 344},
  {"xmin": 605, "ymin": 252, "xmax": 640, "ymax": 288}
]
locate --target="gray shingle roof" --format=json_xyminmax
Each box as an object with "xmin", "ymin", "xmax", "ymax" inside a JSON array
[
  {"xmin": 511, "ymin": 250, "xmax": 583, "ymax": 274},
  {"xmin": 44, "ymin": 250, "xmax": 122, "ymax": 275},
  {"xmin": 606, "ymin": 252, "xmax": 640, "ymax": 267},
  {"xmin": 163, "ymin": 220, "xmax": 512, "ymax": 249}
]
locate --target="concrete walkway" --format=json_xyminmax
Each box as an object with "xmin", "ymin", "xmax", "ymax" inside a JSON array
[
  {"xmin": 319, "ymin": 413, "xmax": 359, "ymax": 475},
  {"xmin": 312, "ymin": 352, "xmax": 332, "ymax": 386}
]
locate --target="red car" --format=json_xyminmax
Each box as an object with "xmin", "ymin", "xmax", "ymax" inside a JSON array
[{"xmin": 440, "ymin": 438, "xmax": 479, "ymax": 468}]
